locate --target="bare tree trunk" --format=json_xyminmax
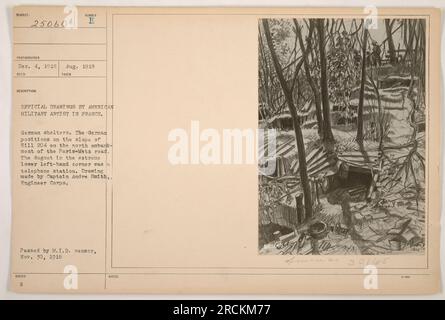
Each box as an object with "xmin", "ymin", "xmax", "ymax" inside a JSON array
[
  {"xmin": 385, "ymin": 19, "xmax": 397, "ymax": 64},
  {"xmin": 294, "ymin": 19, "xmax": 323, "ymax": 138},
  {"xmin": 316, "ymin": 19, "xmax": 335, "ymax": 143},
  {"xmin": 368, "ymin": 69, "xmax": 384, "ymax": 150},
  {"xmin": 356, "ymin": 25, "xmax": 368, "ymax": 143},
  {"xmin": 262, "ymin": 20, "xmax": 313, "ymax": 220},
  {"xmin": 404, "ymin": 20, "xmax": 417, "ymax": 63},
  {"xmin": 258, "ymin": 31, "xmax": 273, "ymax": 119}
]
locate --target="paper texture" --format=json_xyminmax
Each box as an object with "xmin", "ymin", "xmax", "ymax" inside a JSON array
[{"xmin": 10, "ymin": 6, "xmax": 441, "ymax": 294}]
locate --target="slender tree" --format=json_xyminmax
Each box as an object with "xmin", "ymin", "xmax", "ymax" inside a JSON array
[
  {"xmin": 385, "ymin": 19, "xmax": 397, "ymax": 64},
  {"xmin": 262, "ymin": 19, "xmax": 313, "ymax": 219},
  {"xmin": 294, "ymin": 19, "xmax": 323, "ymax": 138},
  {"xmin": 356, "ymin": 23, "xmax": 368, "ymax": 143},
  {"xmin": 316, "ymin": 19, "xmax": 335, "ymax": 143}
]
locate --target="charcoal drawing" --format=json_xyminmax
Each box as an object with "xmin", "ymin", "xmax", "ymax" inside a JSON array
[{"xmin": 258, "ymin": 18, "xmax": 426, "ymax": 255}]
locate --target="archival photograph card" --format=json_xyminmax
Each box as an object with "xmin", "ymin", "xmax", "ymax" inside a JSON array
[{"xmin": 10, "ymin": 6, "xmax": 441, "ymax": 294}]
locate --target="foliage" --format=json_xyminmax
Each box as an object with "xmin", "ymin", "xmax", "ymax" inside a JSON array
[
  {"xmin": 326, "ymin": 32, "xmax": 360, "ymax": 113},
  {"xmin": 269, "ymin": 19, "xmax": 294, "ymax": 65}
]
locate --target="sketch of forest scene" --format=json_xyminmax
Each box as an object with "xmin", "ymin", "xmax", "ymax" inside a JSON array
[{"xmin": 258, "ymin": 18, "xmax": 426, "ymax": 255}]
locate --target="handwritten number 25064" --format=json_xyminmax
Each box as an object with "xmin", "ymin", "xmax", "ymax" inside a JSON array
[{"xmin": 30, "ymin": 20, "xmax": 66, "ymax": 28}]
